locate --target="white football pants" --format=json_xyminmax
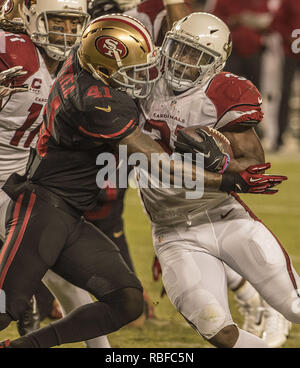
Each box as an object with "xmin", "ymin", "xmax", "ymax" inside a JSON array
[{"xmin": 152, "ymin": 195, "xmax": 300, "ymax": 339}]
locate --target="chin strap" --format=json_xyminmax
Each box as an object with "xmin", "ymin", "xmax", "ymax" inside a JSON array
[{"xmin": 86, "ymin": 63, "xmax": 109, "ymax": 86}]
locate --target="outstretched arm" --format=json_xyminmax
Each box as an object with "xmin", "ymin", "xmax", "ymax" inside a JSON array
[
  {"xmin": 119, "ymin": 126, "xmax": 222, "ymax": 189},
  {"xmin": 117, "ymin": 127, "xmax": 287, "ymax": 194}
]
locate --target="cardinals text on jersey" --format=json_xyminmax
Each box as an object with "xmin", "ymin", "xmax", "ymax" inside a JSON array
[{"xmin": 137, "ymin": 72, "xmax": 263, "ymax": 224}]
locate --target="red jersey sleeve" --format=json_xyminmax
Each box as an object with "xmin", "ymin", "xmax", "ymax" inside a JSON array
[
  {"xmin": 0, "ymin": 32, "xmax": 39, "ymax": 86},
  {"xmin": 136, "ymin": 0, "xmax": 164, "ymax": 23},
  {"xmin": 206, "ymin": 72, "xmax": 264, "ymax": 131}
]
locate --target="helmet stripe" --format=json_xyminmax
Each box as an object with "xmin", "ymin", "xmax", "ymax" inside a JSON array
[{"xmin": 92, "ymin": 15, "xmax": 152, "ymax": 52}]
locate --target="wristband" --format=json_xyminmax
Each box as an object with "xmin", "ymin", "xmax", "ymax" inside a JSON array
[
  {"xmin": 163, "ymin": 0, "xmax": 184, "ymax": 5},
  {"xmin": 219, "ymin": 172, "xmax": 236, "ymax": 193},
  {"xmin": 220, "ymin": 153, "xmax": 230, "ymax": 174}
]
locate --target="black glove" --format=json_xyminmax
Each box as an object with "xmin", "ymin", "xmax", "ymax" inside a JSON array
[
  {"xmin": 220, "ymin": 163, "xmax": 287, "ymax": 194},
  {"xmin": 174, "ymin": 128, "xmax": 230, "ymax": 173}
]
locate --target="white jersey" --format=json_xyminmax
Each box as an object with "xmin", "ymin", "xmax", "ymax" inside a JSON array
[
  {"xmin": 0, "ymin": 32, "xmax": 54, "ymax": 182},
  {"xmin": 138, "ymin": 73, "xmax": 263, "ymax": 225}
]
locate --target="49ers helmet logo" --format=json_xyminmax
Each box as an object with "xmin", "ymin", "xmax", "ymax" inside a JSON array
[{"xmin": 96, "ymin": 36, "xmax": 128, "ymax": 59}]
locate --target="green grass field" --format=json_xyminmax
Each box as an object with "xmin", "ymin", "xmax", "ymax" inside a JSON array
[{"xmin": 1, "ymin": 154, "xmax": 300, "ymax": 348}]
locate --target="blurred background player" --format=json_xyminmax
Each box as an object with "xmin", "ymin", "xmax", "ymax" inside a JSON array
[
  {"xmin": 0, "ymin": 0, "xmax": 112, "ymax": 348},
  {"xmin": 271, "ymin": 0, "xmax": 300, "ymax": 151},
  {"xmin": 87, "ymin": 0, "xmax": 122, "ymax": 18},
  {"xmin": 206, "ymin": 0, "xmax": 300, "ymax": 154},
  {"xmin": 87, "ymin": 0, "xmax": 140, "ymax": 17},
  {"xmin": 207, "ymin": 0, "xmax": 273, "ymax": 91}
]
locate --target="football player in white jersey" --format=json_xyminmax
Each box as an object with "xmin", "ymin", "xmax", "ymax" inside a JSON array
[
  {"xmin": 0, "ymin": 0, "xmax": 112, "ymax": 348},
  {"xmin": 126, "ymin": 0, "xmax": 292, "ymax": 347},
  {"xmin": 137, "ymin": 12, "xmax": 300, "ymax": 348}
]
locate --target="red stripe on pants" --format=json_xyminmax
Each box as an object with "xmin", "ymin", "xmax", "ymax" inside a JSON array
[
  {"xmin": 0, "ymin": 192, "xmax": 36, "ymax": 289},
  {"xmin": 232, "ymin": 192, "xmax": 299, "ymax": 296}
]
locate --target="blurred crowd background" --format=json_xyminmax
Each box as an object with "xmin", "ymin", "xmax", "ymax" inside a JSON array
[{"xmin": 87, "ymin": 0, "xmax": 300, "ymax": 154}]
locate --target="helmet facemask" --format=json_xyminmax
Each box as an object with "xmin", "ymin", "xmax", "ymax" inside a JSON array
[
  {"xmin": 31, "ymin": 10, "xmax": 90, "ymax": 61},
  {"xmin": 110, "ymin": 48, "xmax": 161, "ymax": 99},
  {"xmin": 161, "ymin": 32, "xmax": 225, "ymax": 92},
  {"xmin": 21, "ymin": 0, "xmax": 90, "ymax": 62}
]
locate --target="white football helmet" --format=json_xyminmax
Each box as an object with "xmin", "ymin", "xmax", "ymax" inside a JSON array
[
  {"xmin": 161, "ymin": 12, "xmax": 232, "ymax": 91},
  {"xmin": 20, "ymin": 0, "xmax": 90, "ymax": 61}
]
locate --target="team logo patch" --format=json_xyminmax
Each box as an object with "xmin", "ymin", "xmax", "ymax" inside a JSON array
[
  {"xmin": 96, "ymin": 36, "xmax": 128, "ymax": 59},
  {"xmin": 4, "ymin": 0, "xmax": 13, "ymax": 14}
]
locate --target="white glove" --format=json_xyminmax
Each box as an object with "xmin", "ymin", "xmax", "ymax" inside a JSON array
[{"xmin": 0, "ymin": 66, "xmax": 28, "ymax": 98}]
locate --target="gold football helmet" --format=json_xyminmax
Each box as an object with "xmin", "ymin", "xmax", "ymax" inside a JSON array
[
  {"xmin": 0, "ymin": 0, "xmax": 25, "ymax": 32},
  {"xmin": 78, "ymin": 13, "xmax": 161, "ymax": 99}
]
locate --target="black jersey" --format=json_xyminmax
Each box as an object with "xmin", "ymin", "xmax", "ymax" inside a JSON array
[{"xmin": 28, "ymin": 47, "xmax": 138, "ymax": 211}]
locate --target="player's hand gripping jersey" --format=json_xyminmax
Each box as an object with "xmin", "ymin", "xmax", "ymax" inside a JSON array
[
  {"xmin": 28, "ymin": 47, "xmax": 138, "ymax": 211},
  {"xmin": 0, "ymin": 32, "xmax": 54, "ymax": 182},
  {"xmin": 138, "ymin": 72, "xmax": 264, "ymax": 224}
]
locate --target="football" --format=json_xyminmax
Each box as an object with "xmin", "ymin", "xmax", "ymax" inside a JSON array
[{"xmin": 177, "ymin": 125, "xmax": 234, "ymax": 159}]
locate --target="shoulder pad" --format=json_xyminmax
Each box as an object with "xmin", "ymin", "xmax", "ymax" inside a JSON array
[
  {"xmin": 206, "ymin": 72, "xmax": 262, "ymax": 120},
  {"xmin": 0, "ymin": 32, "xmax": 39, "ymax": 86}
]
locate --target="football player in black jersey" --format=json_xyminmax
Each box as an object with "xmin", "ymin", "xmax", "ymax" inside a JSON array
[
  {"xmin": 84, "ymin": 171, "xmax": 157, "ymax": 322},
  {"xmin": 0, "ymin": 14, "xmax": 286, "ymax": 348}
]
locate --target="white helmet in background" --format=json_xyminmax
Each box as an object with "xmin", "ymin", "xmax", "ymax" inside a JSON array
[
  {"xmin": 20, "ymin": 0, "xmax": 90, "ymax": 61},
  {"xmin": 161, "ymin": 12, "xmax": 232, "ymax": 91}
]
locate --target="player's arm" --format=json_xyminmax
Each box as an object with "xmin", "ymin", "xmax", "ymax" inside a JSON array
[
  {"xmin": 119, "ymin": 126, "xmax": 222, "ymax": 189},
  {"xmin": 163, "ymin": 0, "xmax": 191, "ymax": 30},
  {"xmin": 0, "ymin": 66, "xmax": 28, "ymax": 100},
  {"xmin": 222, "ymin": 126, "xmax": 265, "ymax": 173},
  {"xmin": 118, "ymin": 126, "xmax": 286, "ymax": 194},
  {"xmin": 207, "ymin": 74, "xmax": 267, "ymax": 173}
]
